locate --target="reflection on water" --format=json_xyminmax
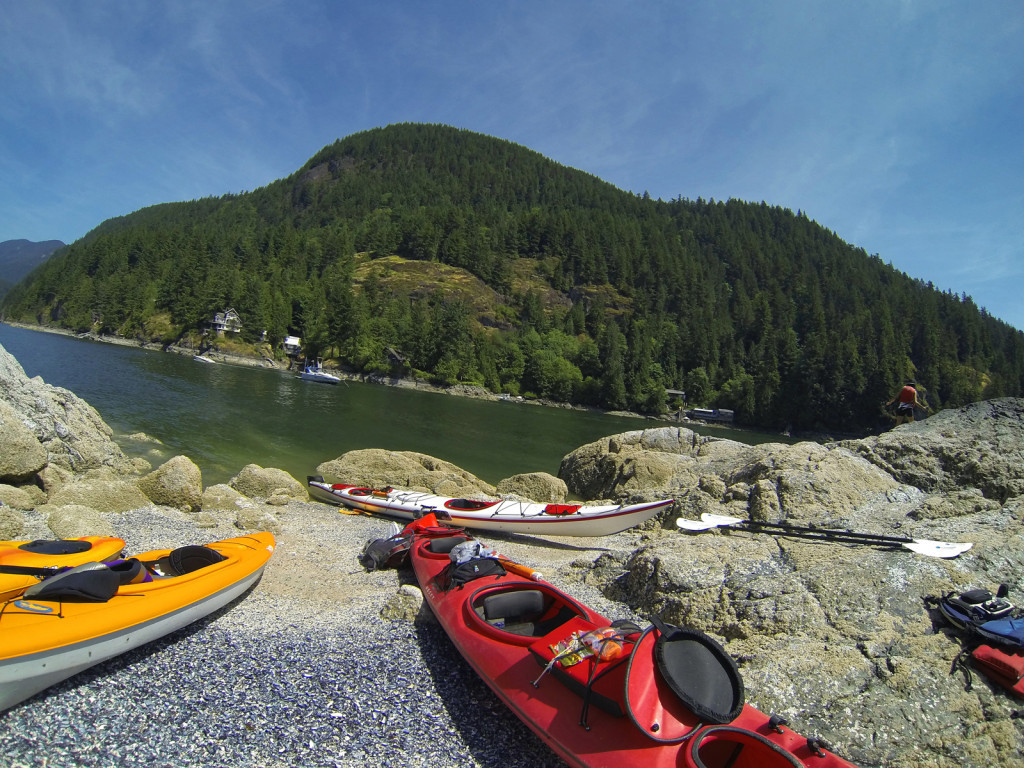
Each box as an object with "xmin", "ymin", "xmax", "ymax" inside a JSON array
[{"xmin": 1, "ymin": 324, "xmax": 789, "ymax": 487}]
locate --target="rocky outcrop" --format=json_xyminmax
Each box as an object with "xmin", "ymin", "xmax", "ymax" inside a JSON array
[
  {"xmin": 0, "ymin": 343, "xmax": 138, "ymax": 476},
  {"xmin": 560, "ymin": 409, "xmax": 1024, "ymax": 768},
  {"xmin": 316, "ymin": 449, "xmax": 496, "ymax": 498},
  {"xmin": 0, "ymin": 340, "xmax": 290, "ymax": 539},
  {"xmin": 839, "ymin": 398, "xmax": 1024, "ymax": 501}
]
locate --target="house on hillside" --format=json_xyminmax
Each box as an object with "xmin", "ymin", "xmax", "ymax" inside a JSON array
[
  {"xmin": 211, "ymin": 308, "xmax": 242, "ymax": 336},
  {"xmin": 282, "ymin": 336, "xmax": 302, "ymax": 357}
]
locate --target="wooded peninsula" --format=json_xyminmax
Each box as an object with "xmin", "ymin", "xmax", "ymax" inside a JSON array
[{"xmin": 3, "ymin": 123, "xmax": 1021, "ymax": 433}]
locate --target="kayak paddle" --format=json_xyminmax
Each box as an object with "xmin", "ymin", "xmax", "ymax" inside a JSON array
[{"xmin": 676, "ymin": 513, "xmax": 973, "ymax": 559}]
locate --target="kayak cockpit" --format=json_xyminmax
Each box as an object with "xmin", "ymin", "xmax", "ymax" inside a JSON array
[
  {"xmin": 443, "ymin": 498, "xmax": 500, "ymax": 512},
  {"xmin": 464, "ymin": 583, "xmax": 589, "ymax": 644}
]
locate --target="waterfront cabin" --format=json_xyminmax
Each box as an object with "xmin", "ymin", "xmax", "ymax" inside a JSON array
[
  {"xmin": 211, "ymin": 308, "xmax": 242, "ymax": 337},
  {"xmin": 283, "ymin": 336, "xmax": 302, "ymax": 357}
]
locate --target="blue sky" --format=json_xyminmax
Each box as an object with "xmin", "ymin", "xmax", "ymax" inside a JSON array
[{"xmin": 2, "ymin": 1, "xmax": 1022, "ymax": 330}]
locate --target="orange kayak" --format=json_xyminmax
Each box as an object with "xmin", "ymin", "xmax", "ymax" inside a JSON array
[
  {"xmin": 0, "ymin": 532, "xmax": 275, "ymax": 712},
  {"xmin": 0, "ymin": 536, "xmax": 126, "ymax": 602}
]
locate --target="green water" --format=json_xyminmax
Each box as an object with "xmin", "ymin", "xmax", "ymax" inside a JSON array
[{"xmin": 0, "ymin": 324, "xmax": 789, "ymax": 486}]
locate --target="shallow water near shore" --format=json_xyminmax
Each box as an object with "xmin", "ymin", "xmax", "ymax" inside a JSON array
[{"xmin": 0, "ymin": 323, "xmax": 783, "ymax": 486}]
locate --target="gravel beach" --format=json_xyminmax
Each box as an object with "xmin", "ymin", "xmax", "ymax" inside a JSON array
[{"xmin": 1, "ymin": 500, "xmax": 654, "ymax": 768}]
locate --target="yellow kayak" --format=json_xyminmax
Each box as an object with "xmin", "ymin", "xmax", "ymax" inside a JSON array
[
  {"xmin": 0, "ymin": 532, "xmax": 275, "ymax": 711},
  {"xmin": 0, "ymin": 536, "xmax": 126, "ymax": 602}
]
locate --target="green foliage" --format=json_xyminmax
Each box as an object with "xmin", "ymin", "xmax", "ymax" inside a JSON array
[{"xmin": 2, "ymin": 123, "xmax": 1022, "ymax": 433}]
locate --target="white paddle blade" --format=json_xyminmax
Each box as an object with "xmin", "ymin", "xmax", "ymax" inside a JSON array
[
  {"xmin": 904, "ymin": 539, "xmax": 974, "ymax": 559},
  {"xmin": 676, "ymin": 517, "xmax": 723, "ymax": 531},
  {"xmin": 700, "ymin": 513, "xmax": 746, "ymax": 526}
]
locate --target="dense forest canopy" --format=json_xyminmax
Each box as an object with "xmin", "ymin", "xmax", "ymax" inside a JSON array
[{"xmin": 3, "ymin": 123, "xmax": 1022, "ymax": 432}]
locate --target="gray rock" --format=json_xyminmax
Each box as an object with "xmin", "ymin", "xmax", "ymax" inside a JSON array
[
  {"xmin": 45, "ymin": 474, "xmax": 152, "ymax": 514},
  {"xmin": 201, "ymin": 483, "xmax": 255, "ymax": 512},
  {"xmin": 0, "ymin": 483, "xmax": 37, "ymax": 511},
  {"xmin": 0, "ymin": 399, "xmax": 48, "ymax": 481},
  {"xmin": 0, "ymin": 505, "xmax": 26, "ymax": 539},
  {"xmin": 138, "ymin": 455, "xmax": 203, "ymax": 512},
  {"xmin": 840, "ymin": 398, "xmax": 1024, "ymax": 501},
  {"xmin": 46, "ymin": 503, "xmax": 116, "ymax": 538},
  {"xmin": 0, "ymin": 342, "xmax": 136, "ymax": 475},
  {"xmin": 234, "ymin": 505, "xmax": 282, "ymax": 535},
  {"xmin": 316, "ymin": 449, "xmax": 496, "ymax": 497},
  {"xmin": 229, "ymin": 464, "xmax": 306, "ymax": 501},
  {"xmin": 495, "ymin": 471, "xmax": 567, "ymax": 502},
  {"xmin": 380, "ymin": 584, "xmax": 429, "ymax": 622}
]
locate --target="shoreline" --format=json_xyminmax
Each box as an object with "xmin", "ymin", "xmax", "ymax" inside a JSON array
[{"xmin": 1, "ymin": 320, "xmax": 808, "ymax": 441}]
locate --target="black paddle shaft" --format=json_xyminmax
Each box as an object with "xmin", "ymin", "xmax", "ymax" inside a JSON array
[{"xmin": 739, "ymin": 520, "xmax": 913, "ymax": 548}]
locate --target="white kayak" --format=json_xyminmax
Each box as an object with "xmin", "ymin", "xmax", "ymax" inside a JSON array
[{"xmin": 307, "ymin": 476, "xmax": 674, "ymax": 537}]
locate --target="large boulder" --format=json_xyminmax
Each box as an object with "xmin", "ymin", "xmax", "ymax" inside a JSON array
[
  {"xmin": 229, "ymin": 464, "xmax": 305, "ymax": 501},
  {"xmin": 495, "ymin": 471, "xmax": 567, "ymax": 502},
  {"xmin": 0, "ymin": 484, "xmax": 37, "ymax": 510},
  {"xmin": 0, "ymin": 505, "xmax": 25, "ymax": 539},
  {"xmin": 45, "ymin": 473, "xmax": 152, "ymax": 514},
  {"xmin": 137, "ymin": 455, "xmax": 203, "ymax": 512},
  {"xmin": 46, "ymin": 503, "xmax": 116, "ymax": 538},
  {"xmin": 0, "ymin": 400, "xmax": 47, "ymax": 481},
  {"xmin": 316, "ymin": 449, "xmax": 495, "ymax": 498},
  {"xmin": 559, "ymin": 427, "xmax": 902, "ymax": 524},
  {"xmin": 201, "ymin": 483, "xmax": 256, "ymax": 513}
]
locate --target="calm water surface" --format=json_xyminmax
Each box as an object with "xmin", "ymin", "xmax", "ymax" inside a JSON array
[{"xmin": 0, "ymin": 324, "xmax": 784, "ymax": 487}]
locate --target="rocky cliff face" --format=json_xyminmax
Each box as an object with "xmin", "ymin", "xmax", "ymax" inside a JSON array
[{"xmin": 0, "ymin": 343, "xmax": 139, "ymax": 481}]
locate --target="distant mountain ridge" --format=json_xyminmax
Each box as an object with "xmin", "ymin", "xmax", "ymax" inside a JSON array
[
  {"xmin": 0, "ymin": 239, "xmax": 64, "ymax": 301},
  {"xmin": 1, "ymin": 123, "xmax": 1021, "ymax": 432}
]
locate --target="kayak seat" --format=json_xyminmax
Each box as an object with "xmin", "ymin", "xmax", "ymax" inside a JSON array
[
  {"xmin": 426, "ymin": 536, "xmax": 468, "ymax": 555},
  {"xmin": 151, "ymin": 546, "xmax": 228, "ymax": 577},
  {"xmin": 475, "ymin": 591, "xmax": 580, "ymax": 638},
  {"xmin": 481, "ymin": 589, "xmax": 547, "ymax": 635}
]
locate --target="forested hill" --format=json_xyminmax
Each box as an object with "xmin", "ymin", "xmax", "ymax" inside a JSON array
[
  {"xmin": 2, "ymin": 123, "xmax": 1022, "ymax": 432},
  {"xmin": 0, "ymin": 239, "xmax": 64, "ymax": 302}
]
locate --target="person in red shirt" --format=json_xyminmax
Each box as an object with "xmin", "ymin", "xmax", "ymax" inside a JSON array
[{"xmin": 886, "ymin": 382, "xmax": 930, "ymax": 425}]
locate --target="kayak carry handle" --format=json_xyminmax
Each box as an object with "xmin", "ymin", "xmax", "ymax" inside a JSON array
[
  {"xmin": 768, "ymin": 713, "xmax": 788, "ymax": 733},
  {"xmin": 806, "ymin": 737, "xmax": 829, "ymax": 757}
]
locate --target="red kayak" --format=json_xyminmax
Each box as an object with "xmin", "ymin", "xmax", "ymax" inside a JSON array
[{"xmin": 405, "ymin": 515, "xmax": 859, "ymax": 768}]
